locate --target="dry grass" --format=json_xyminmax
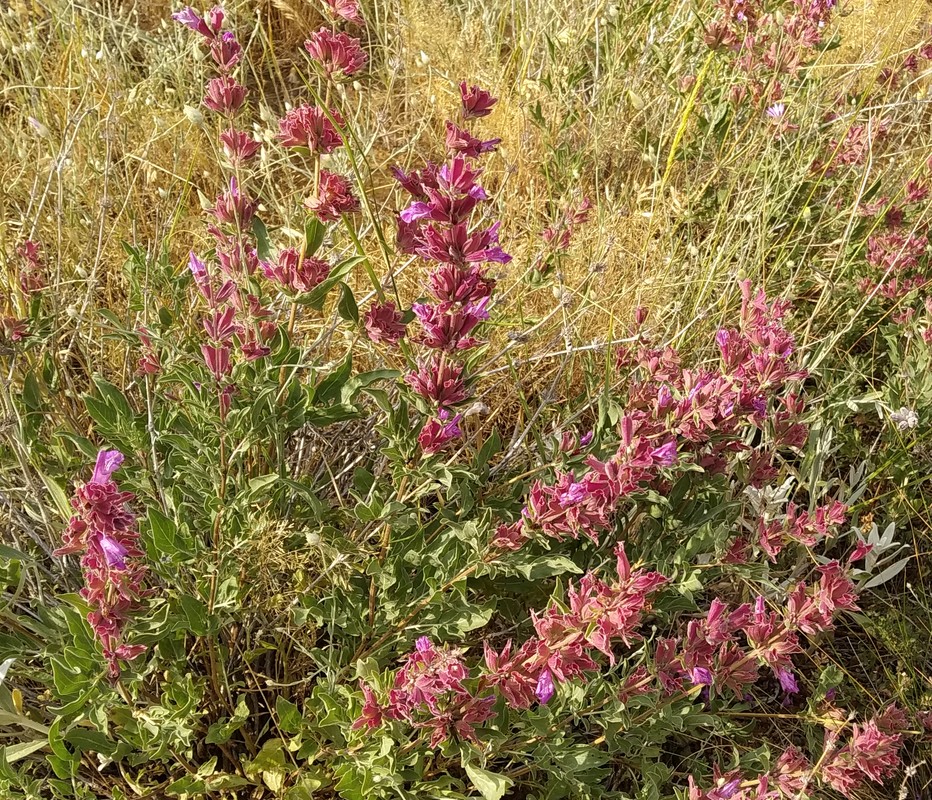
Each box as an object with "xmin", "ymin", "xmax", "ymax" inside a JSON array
[{"xmin": 0, "ymin": 0, "xmax": 931, "ymax": 420}]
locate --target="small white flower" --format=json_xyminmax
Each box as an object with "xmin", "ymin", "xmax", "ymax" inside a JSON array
[{"xmin": 890, "ymin": 406, "xmax": 919, "ymax": 431}]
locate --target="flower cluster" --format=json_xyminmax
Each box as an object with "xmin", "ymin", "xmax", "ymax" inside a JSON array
[
  {"xmin": 377, "ymin": 82, "xmax": 508, "ymax": 454},
  {"xmin": 53, "ymin": 451, "xmax": 148, "ymax": 679},
  {"xmin": 354, "ymin": 545, "xmax": 665, "ymax": 743},
  {"xmin": 174, "ymin": 8, "xmax": 275, "ymax": 414},
  {"xmin": 686, "ymin": 705, "xmax": 908, "ymax": 799},
  {"xmin": 653, "ymin": 557, "xmax": 861, "ymax": 700},
  {"xmin": 15, "ymin": 238, "xmax": 47, "ymax": 296},
  {"xmin": 704, "ymin": 0, "xmax": 840, "ymax": 134},
  {"xmin": 520, "ymin": 282, "xmax": 806, "ymax": 548}
]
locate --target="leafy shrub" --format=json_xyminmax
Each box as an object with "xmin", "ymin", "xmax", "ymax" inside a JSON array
[{"xmin": 0, "ymin": 1, "xmax": 930, "ymax": 799}]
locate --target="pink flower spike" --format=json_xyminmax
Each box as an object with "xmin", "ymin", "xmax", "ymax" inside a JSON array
[
  {"xmin": 460, "ymin": 81, "xmax": 498, "ymax": 119},
  {"xmin": 418, "ymin": 411, "xmax": 463, "ymax": 455}
]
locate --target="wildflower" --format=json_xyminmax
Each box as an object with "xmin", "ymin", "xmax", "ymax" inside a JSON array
[
  {"xmin": 210, "ymin": 31, "xmax": 242, "ymax": 72},
  {"xmin": 203, "ymin": 76, "xmax": 247, "ymax": 115},
  {"xmin": 54, "ymin": 451, "xmax": 148, "ymax": 679},
  {"xmin": 219, "ymin": 128, "xmax": 261, "ymax": 164},
  {"xmin": 277, "ymin": 104, "xmax": 344, "ymax": 153},
  {"xmin": 172, "ymin": 5, "xmax": 224, "ymax": 39},
  {"xmin": 412, "ymin": 298, "xmax": 490, "ymax": 350},
  {"xmin": 16, "ymin": 239, "xmax": 47, "ymax": 295},
  {"xmin": 459, "ymin": 81, "xmax": 497, "ymax": 119},
  {"xmin": 211, "ymin": 177, "xmax": 257, "ymax": 228},
  {"xmin": 490, "ymin": 520, "xmax": 530, "ymax": 552},
  {"xmin": 415, "ymin": 222, "xmax": 511, "ymax": 266},
  {"xmin": 418, "ymin": 410, "xmax": 463, "ymax": 454},
  {"xmin": 822, "ymin": 711, "xmax": 904, "ymax": 795},
  {"xmin": 364, "ymin": 301, "xmax": 406, "ymax": 344},
  {"xmin": 404, "ymin": 356, "xmax": 469, "ymax": 406},
  {"xmin": 136, "ymin": 327, "xmax": 161, "ymax": 376},
  {"xmin": 304, "ymin": 28, "xmax": 367, "ymax": 78},
  {"xmin": 305, "ymin": 170, "xmax": 360, "ymax": 221},
  {"xmin": 261, "ymin": 248, "xmax": 330, "ymax": 294},
  {"xmin": 324, "ymin": 0, "xmax": 364, "ymax": 25},
  {"xmin": 535, "ymin": 669, "xmax": 555, "ymax": 704},
  {"xmin": 201, "ymin": 343, "xmax": 232, "ymax": 381},
  {"xmin": 352, "ymin": 682, "xmax": 384, "ymax": 730},
  {"xmin": 427, "ymin": 263, "xmax": 495, "ymax": 304},
  {"xmin": 444, "ymin": 121, "xmax": 501, "ymax": 158}
]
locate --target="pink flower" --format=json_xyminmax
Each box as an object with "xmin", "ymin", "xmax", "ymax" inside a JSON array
[
  {"xmin": 172, "ymin": 6, "xmax": 224, "ymax": 39},
  {"xmin": 324, "ymin": 0, "xmax": 364, "ymax": 25},
  {"xmin": 201, "ymin": 343, "xmax": 232, "ymax": 381},
  {"xmin": 210, "ymin": 31, "xmax": 241, "ymax": 71},
  {"xmin": 220, "ymin": 128, "xmax": 261, "ymax": 164},
  {"xmin": 203, "ymin": 76, "xmax": 247, "ymax": 115},
  {"xmin": 364, "ymin": 301, "xmax": 406, "ymax": 344},
  {"xmin": 352, "ymin": 682, "xmax": 384, "ymax": 730},
  {"xmin": 404, "ymin": 356, "xmax": 469, "ymax": 406},
  {"xmin": 418, "ymin": 410, "xmax": 463, "ymax": 454},
  {"xmin": 211, "ymin": 177, "xmax": 257, "ymax": 228},
  {"xmin": 427, "ymin": 263, "xmax": 495, "ymax": 304},
  {"xmin": 277, "ymin": 105, "xmax": 344, "ymax": 152},
  {"xmin": 460, "ymin": 81, "xmax": 497, "ymax": 119},
  {"xmin": 535, "ymin": 669, "xmax": 555, "ymax": 704},
  {"xmin": 445, "ymin": 121, "xmax": 500, "ymax": 158},
  {"xmin": 261, "ymin": 247, "xmax": 331, "ymax": 294},
  {"xmin": 412, "ymin": 299, "xmax": 489, "ymax": 350},
  {"xmin": 16, "ymin": 239, "xmax": 47, "ymax": 295},
  {"xmin": 415, "ymin": 222, "xmax": 511, "ymax": 266},
  {"xmin": 304, "ymin": 28, "xmax": 367, "ymax": 78},
  {"xmin": 136, "ymin": 328, "xmax": 161, "ymax": 376},
  {"xmin": 490, "ymin": 520, "xmax": 530, "ymax": 552},
  {"xmin": 305, "ymin": 170, "xmax": 360, "ymax": 221}
]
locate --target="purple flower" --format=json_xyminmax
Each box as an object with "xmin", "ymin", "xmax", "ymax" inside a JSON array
[
  {"xmin": 535, "ymin": 669, "xmax": 555, "ymax": 704},
  {"xmin": 91, "ymin": 450, "xmax": 124, "ymax": 485},
  {"xmin": 172, "ymin": 6, "xmax": 214, "ymax": 38},
  {"xmin": 418, "ymin": 411, "xmax": 463, "ymax": 455},
  {"xmin": 415, "ymin": 636, "xmax": 433, "ymax": 652},
  {"xmin": 98, "ymin": 533, "xmax": 128, "ymax": 570},
  {"xmin": 690, "ymin": 666, "xmax": 714, "ymax": 686},
  {"xmin": 776, "ymin": 667, "xmax": 799, "ymax": 694}
]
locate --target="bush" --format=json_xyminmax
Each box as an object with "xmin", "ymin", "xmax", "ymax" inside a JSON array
[{"xmin": 1, "ymin": 0, "xmax": 930, "ymax": 798}]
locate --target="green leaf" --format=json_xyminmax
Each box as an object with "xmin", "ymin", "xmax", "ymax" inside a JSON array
[
  {"xmin": 509, "ymin": 554, "xmax": 582, "ymax": 580},
  {"xmin": 147, "ymin": 507, "xmax": 190, "ymax": 560},
  {"xmin": 179, "ymin": 595, "xmax": 210, "ymax": 636},
  {"xmin": 304, "ymin": 217, "xmax": 327, "ymax": 257},
  {"xmin": 275, "ymin": 696, "xmax": 303, "ymax": 734},
  {"xmin": 253, "ymin": 217, "xmax": 272, "ymax": 261},
  {"xmin": 205, "ymin": 697, "xmax": 250, "ymax": 745},
  {"xmin": 337, "ymin": 282, "xmax": 359, "ymax": 324},
  {"xmin": 2, "ymin": 738, "xmax": 46, "ymax": 763},
  {"xmin": 314, "ymin": 350, "xmax": 353, "ymax": 406},
  {"xmin": 38, "ymin": 472, "xmax": 71, "ymax": 522},
  {"xmin": 464, "ymin": 762, "xmax": 513, "ymax": 800},
  {"xmin": 340, "ymin": 369, "xmax": 400, "ymax": 405}
]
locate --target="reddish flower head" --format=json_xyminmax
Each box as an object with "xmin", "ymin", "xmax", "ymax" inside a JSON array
[
  {"xmin": 364, "ymin": 301, "xmax": 406, "ymax": 344},
  {"xmin": 324, "ymin": 0, "xmax": 364, "ymax": 25},
  {"xmin": 219, "ymin": 128, "xmax": 261, "ymax": 164},
  {"xmin": 404, "ymin": 356, "xmax": 469, "ymax": 406},
  {"xmin": 459, "ymin": 81, "xmax": 497, "ymax": 119},
  {"xmin": 203, "ymin": 76, "xmax": 247, "ymax": 115},
  {"xmin": 277, "ymin": 105, "xmax": 344, "ymax": 152},
  {"xmin": 304, "ymin": 28, "xmax": 367, "ymax": 78},
  {"xmin": 306, "ymin": 170, "xmax": 360, "ymax": 221}
]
